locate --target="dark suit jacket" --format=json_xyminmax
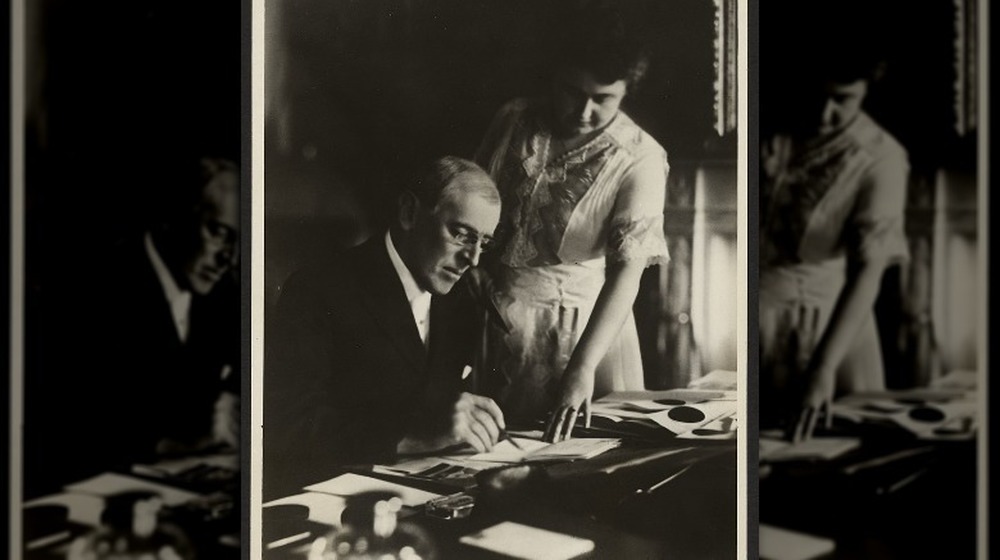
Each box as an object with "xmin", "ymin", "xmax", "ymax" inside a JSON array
[
  {"xmin": 263, "ymin": 235, "xmax": 482, "ymax": 497},
  {"xmin": 24, "ymin": 234, "xmax": 239, "ymax": 496}
]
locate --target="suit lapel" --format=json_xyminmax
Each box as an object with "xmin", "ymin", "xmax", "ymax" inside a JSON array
[
  {"xmin": 356, "ymin": 236, "xmax": 427, "ymax": 373},
  {"xmin": 135, "ymin": 239, "xmax": 185, "ymax": 352}
]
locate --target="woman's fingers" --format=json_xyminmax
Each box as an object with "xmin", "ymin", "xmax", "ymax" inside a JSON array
[
  {"xmin": 543, "ymin": 410, "xmax": 562, "ymax": 442},
  {"xmin": 560, "ymin": 407, "xmax": 579, "ymax": 442},
  {"xmin": 792, "ymin": 407, "xmax": 813, "ymax": 443},
  {"xmin": 804, "ymin": 405, "xmax": 819, "ymax": 441}
]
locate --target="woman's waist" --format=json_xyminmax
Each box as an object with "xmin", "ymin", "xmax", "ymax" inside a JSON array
[
  {"xmin": 759, "ymin": 259, "xmax": 847, "ymax": 306},
  {"xmin": 494, "ymin": 261, "xmax": 605, "ymax": 306}
]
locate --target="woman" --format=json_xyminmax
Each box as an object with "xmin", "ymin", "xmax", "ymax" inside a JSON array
[
  {"xmin": 474, "ymin": 3, "xmax": 668, "ymax": 441},
  {"xmin": 759, "ymin": 11, "xmax": 909, "ymax": 441}
]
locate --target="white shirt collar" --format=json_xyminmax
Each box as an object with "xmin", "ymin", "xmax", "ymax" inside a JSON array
[
  {"xmin": 145, "ymin": 232, "xmax": 193, "ymax": 342},
  {"xmin": 385, "ymin": 230, "xmax": 430, "ymax": 305},
  {"xmin": 385, "ymin": 231, "xmax": 432, "ymax": 345}
]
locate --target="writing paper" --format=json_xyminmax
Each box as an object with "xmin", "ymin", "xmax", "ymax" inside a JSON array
[
  {"xmin": 460, "ymin": 521, "xmax": 595, "ymax": 560},
  {"xmin": 303, "ymin": 473, "xmax": 442, "ymax": 507}
]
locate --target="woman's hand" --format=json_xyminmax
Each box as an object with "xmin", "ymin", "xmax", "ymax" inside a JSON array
[
  {"xmin": 544, "ymin": 366, "xmax": 595, "ymax": 442},
  {"xmin": 791, "ymin": 366, "xmax": 836, "ymax": 442}
]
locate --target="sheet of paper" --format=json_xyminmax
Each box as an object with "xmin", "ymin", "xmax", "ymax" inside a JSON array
[
  {"xmin": 929, "ymin": 369, "xmax": 978, "ymax": 391},
  {"xmin": 24, "ymin": 493, "xmax": 106, "ymax": 527},
  {"xmin": 461, "ymin": 437, "xmax": 549, "ymax": 463},
  {"xmin": 676, "ymin": 413, "xmax": 737, "ymax": 440},
  {"xmin": 460, "ymin": 521, "xmax": 595, "ymax": 560},
  {"xmin": 589, "ymin": 403, "xmax": 655, "ymax": 420},
  {"xmin": 303, "ymin": 473, "xmax": 443, "ymax": 507},
  {"xmin": 526, "ymin": 438, "xmax": 620, "ymax": 461},
  {"xmin": 646, "ymin": 400, "xmax": 736, "ymax": 435},
  {"xmin": 760, "ymin": 437, "xmax": 860, "ymax": 462},
  {"xmin": 64, "ymin": 473, "xmax": 200, "ymax": 506},
  {"xmin": 262, "ymin": 492, "xmax": 348, "ymax": 527},
  {"xmin": 759, "ymin": 524, "xmax": 835, "ymax": 560}
]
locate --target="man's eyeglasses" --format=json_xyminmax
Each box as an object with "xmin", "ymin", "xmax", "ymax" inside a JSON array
[
  {"xmin": 445, "ymin": 224, "xmax": 494, "ymax": 253},
  {"xmin": 201, "ymin": 220, "xmax": 239, "ymax": 252}
]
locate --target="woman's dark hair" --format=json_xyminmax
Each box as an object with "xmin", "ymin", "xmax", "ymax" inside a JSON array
[
  {"xmin": 544, "ymin": 0, "xmax": 651, "ymax": 90},
  {"xmin": 772, "ymin": 0, "xmax": 890, "ymax": 85}
]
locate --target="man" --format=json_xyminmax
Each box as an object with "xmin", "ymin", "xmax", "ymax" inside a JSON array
[
  {"xmin": 26, "ymin": 157, "xmax": 241, "ymax": 495},
  {"xmin": 264, "ymin": 156, "xmax": 506, "ymax": 496}
]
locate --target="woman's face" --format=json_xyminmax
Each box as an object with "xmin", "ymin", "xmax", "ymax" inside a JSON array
[
  {"xmin": 814, "ymin": 79, "xmax": 868, "ymax": 137},
  {"xmin": 550, "ymin": 68, "xmax": 628, "ymax": 139}
]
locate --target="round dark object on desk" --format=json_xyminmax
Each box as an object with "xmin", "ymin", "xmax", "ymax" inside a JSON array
[
  {"xmin": 667, "ymin": 405, "xmax": 706, "ymax": 423},
  {"xmin": 341, "ymin": 491, "xmax": 401, "ymax": 528},
  {"xmin": 654, "ymin": 398, "xmax": 686, "ymax": 406},
  {"xmin": 908, "ymin": 406, "xmax": 946, "ymax": 423},
  {"xmin": 474, "ymin": 465, "xmax": 550, "ymax": 513}
]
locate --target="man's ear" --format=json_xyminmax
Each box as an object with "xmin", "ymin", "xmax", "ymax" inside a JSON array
[{"xmin": 398, "ymin": 190, "xmax": 421, "ymax": 231}]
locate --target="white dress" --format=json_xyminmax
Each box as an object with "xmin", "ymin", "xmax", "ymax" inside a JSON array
[
  {"xmin": 759, "ymin": 111, "xmax": 910, "ymax": 427},
  {"xmin": 475, "ymin": 98, "xmax": 670, "ymax": 423}
]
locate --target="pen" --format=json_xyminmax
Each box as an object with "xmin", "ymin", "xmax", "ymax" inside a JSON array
[{"xmin": 500, "ymin": 430, "xmax": 524, "ymax": 450}]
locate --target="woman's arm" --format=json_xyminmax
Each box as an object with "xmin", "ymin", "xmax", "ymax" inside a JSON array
[
  {"xmin": 793, "ymin": 140, "xmax": 909, "ymax": 441},
  {"xmin": 792, "ymin": 259, "xmax": 888, "ymax": 441},
  {"xmin": 544, "ymin": 258, "xmax": 646, "ymax": 442},
  {"xmin": 544, "ymin": 144, "xmax": 669, "ymax": 442}
]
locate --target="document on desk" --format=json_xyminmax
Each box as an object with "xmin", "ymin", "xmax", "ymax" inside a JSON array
[
  {"xmin": 759, "ymin": 437, "xmax": 861, "ymax": 462},
  {"xmin": 64, "ymin": 472, "xmax": 201, "ymax": 506},
  {"xmin": 759, "ymin": 524, "xmax": 835, "ymax": 560},
  {"xmin": 591, "ymin": 391, "xmax": 738, "ymax": 437},
  {"xmin": 459, "ymin": 437, "xmax": 621, "ymax": 464},
  {"xmin": 262, "ymin": 492, "xmax": 348, "ymax": 527},
  {"xmin": 303, "ymin": 473, "xmax": 443, "ymax": 507},
  {"xmin": 460, "ymin": 521, "xmax": 595, "ymax": 560},
  {"xmin": 831, "ymin": 392, "xmax": 978, "ymax": 440},
  {"xmin": 24, "ymin": 493, "xmax": 107, "ymax": 527}
]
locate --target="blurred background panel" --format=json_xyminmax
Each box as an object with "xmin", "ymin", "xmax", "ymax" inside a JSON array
[
  {"xmin": 22, "ymin": 0, "xmax": 241, "ymax": 497},
  {"xmin": 264, "ymin": 0, "xmax": 740, "ymax": 389}
]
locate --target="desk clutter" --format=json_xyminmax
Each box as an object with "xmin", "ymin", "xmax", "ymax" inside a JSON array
[
  {"xmin": 263, "ymin": 470, "xmax": 600, "ymax": 560},
  {"xmin": 22, "ymin": 456, "xmax": 240, "ymax": 559},
  {"xmin": 262, "ymin": 382, "xmax": 739, "ymax": 559},
  {"xmin": 589, "ymin": 390, "xmax": 738, "ymax": 441}
]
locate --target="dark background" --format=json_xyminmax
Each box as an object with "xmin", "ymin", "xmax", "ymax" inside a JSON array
[
  {"xmin": 21, "ymin": 1, "xmax": 241, "ymax": 498},
  {"xmin": 264, "ymin": 0, "xmax": 736, "ymax": 306}
]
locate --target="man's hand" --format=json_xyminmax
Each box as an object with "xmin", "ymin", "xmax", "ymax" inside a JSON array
[
  {"xmin": 398, "ymin": 392, "xmax": 506, "ymax": 455},
  {"xmin": 212, "ymin": 392, "xmax": 240, "ymax": 450}
]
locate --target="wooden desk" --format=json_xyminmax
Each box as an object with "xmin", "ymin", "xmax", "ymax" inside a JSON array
[
  {"xmin": 264, "ymin": 439, "xmax": 737, "ymax": 559},
  {"xmin": 759, "ymin": 425, "xmax": 977, "ymax": 559}
]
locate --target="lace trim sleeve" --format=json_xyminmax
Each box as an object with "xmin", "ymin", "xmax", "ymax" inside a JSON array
[{"xmin": 607, "ymin": 215, "xmax": 670, "ymax": 267}]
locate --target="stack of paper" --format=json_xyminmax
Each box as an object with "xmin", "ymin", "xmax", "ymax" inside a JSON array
[
  {"xmin": 831, "ymin": 390, "xmax": 977, "ymax": 440},
  {"xmin": 759, "ymin": 437, "xmax": 861, "ymax": 462},
  {"xmin": 452, "ymin": 437, "xmax": 621, "ymax": 464},
  {"xmin": 590, "ymin": 389, "xmax": 738, "ymax": 438}
]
